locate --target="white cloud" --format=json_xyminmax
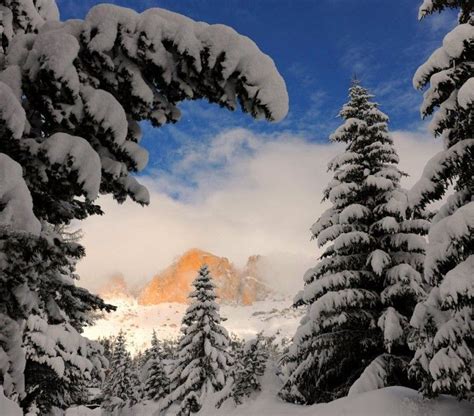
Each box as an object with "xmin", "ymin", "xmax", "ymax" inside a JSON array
[{"xmin": 77, "ymin": 127, "xmax": 442, "ymax": 294}]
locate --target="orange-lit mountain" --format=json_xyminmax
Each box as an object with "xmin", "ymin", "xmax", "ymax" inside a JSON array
[{"xmin": 137, "ymin": 249, "xmax": 270, "ymax": 305}]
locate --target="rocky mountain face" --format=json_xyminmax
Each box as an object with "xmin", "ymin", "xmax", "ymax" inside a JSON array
[{"xmin": 99, "ymin": 249, "xmax": 272, "ymax": 305}]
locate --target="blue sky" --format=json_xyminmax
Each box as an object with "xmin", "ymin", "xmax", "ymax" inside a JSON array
[
  {"xmin": 59, "ymin": 0, "xmax": 455, "ymax": 177},
  {"xmin": 69, "ymin": 0, "xmax": 453, "ymax": 287}
]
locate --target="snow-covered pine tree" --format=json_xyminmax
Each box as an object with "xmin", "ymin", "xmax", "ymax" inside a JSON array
[
  {"xmin": 161, "ymin": 338, "xmax": 179, "ymax": 361},
  {"xmin": 279, "ymin": 80, "xmax": 428, "ymax": 404},
  {"xmin": 163, "ymin": 265, "xmax": 232, "ymax": 416},
  {"xmin": 408, "ymin": 0, "xmax": 474, "ymax": 399},
  {"xmin": 98, "ymin": 336, "xmax": 115, "ymax": 365},
  {"xmin": 0, "ymin": 0, "xmax": 287, "ymax": 411},
  {"xmin": 144, "ymin": 331, "xmax": 169, "ymax": 401},
  {"xmin": 0, "ymin": 224, "xmax": 112, "ymax": 414},
  {"xmin": 231, "ymin": 333, "xmax": 269, "ymax": 404},
  {"xmin": 103, "ymin": 330, "xmax": 139, "ymax": 409}
]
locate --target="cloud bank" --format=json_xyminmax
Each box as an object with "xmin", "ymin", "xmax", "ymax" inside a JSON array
[{"xmin": 77, "ymin": 128, "xmax": 442, "ymax": 294}]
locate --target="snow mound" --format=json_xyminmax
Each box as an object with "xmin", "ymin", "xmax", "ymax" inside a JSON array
[
  {"xmin": 88, "ymin": 377, "xmax": 474, "ymax": 416},
  {"xmin": 0, "ymin": 387, "xmax": 22, "ymax": 416}
]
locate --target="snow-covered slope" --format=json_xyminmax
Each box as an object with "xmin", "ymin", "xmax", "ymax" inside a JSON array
[
  {"xmin": 84, "ymin": 297, "xmax": 302, "ymax": 353},
  {"xmin": 66, "ymin": 367, "xmax": 474, "ymax": 416},
  {"xmin": 198, "ymin": 365, "xmax": 474, "ymax": 416}
]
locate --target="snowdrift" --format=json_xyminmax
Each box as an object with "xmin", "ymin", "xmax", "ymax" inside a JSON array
[{"xmin": 65, "ymin": 386, "xmax": 474, "ymax": 416}]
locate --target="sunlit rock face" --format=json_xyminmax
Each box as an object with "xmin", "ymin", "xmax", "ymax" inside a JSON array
[{"xmin": 137, "ymin": 249, "xmax": 270, "ymax": 305}]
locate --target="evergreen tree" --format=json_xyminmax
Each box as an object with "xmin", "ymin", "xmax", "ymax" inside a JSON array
[
  {"xmin": 0, "ymin": 0, "xmax": 287, "ymax": 412},
  {"xmin": 144, "ymin": 331, "xmax": 170, "ymax": 401},
  {"xmin": 231, "ymin": 334, "xmax": 269, "ymax": 404},
  {"xmin": 98, "ymin": 336, "xmax": 115, "ymax": 365},
  {"xmin": 279, "ymin": 81, "xmax": 428, "ymax": 404},
  {"xmin": 103, "ymin": 330, "xmax": 139, "ymax": 409},
  {"xmin": 161, "ymin": 338, "xmax": 179, "ymax": 361},
  {"xmin": 162, "ymin": 265, "xmax": 232, "ymax": 416},
  {"xmin": 408, "ymin": 0, "xmax": 474, "ymax": 399}
]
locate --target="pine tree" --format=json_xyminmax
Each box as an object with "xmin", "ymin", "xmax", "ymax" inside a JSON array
[
  {"xmin": 144, "ymin": 331, "xmax": 170, "ymax": 401},
  {"xmin": 279, "ymin": 81, "xmax": 428, "ymax": 404},
  {"xmin": 408, "ymin": 0, "xmax": 474, "ymax": 399},
  {"xmin": 231, "ymin": 334, "xmax": 269, "ymax": 404},
  {"xmin": 103, "ymin": 330, "xmax": 139, "ymax": 409},
  {"xmin": 0, "ymin": 0, "xmax": 287, "ymax": 411},
  {"xmin": 98, "ymin": 336, "xmax": 116, "ymax": 365},
  {"xmin": 0, "ymin": 225, "xmax": 112, "ymax": 414},
  {"xmin": 166, "ymin": 339, "xmax": 179, "ymax": 360},
  {"xmin": 163, "ymin": 265, "xmax": 232, "ymax": 416}
]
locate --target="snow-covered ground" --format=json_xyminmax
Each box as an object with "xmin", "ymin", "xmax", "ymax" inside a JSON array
[
  {"xmin": 64, "ymin": 365, "xmax": 474, "ymax": 416},
  {"xmin": 76, "ymin": 299, "xmax": 474, "ymax": 416},
  {"xmin": 84, "ymin": 298, "xmax": 303, "ymax": 353}
]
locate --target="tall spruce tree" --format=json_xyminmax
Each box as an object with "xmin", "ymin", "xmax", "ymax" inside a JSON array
[
  {"xmin": 408, "ymin": 0, "xmax": 474, "ymax": 399},
  {"xmin": 144, "ymin": 331, "xmax": 170, "ymax": 401},
  {"xmin": 231, "ymin": 334, "xmax": 269, "ymax": 404},
  {"xmin": 103, "ymin": 330, "xmax": 139, "ymax": 409},
  {"xmin": 0, "ymin": 0, "xmax": 287, "ymax": 412},
  {"xmin": 279, "ymin": 81, "xmax": 428, "ymax": 404},
  {"xmin": 162, "ymin": 265, "xmax": 232, "ymax": 416}
]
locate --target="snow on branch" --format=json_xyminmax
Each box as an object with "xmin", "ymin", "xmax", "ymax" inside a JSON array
[
  {"xmin": 0, "ymin": 153, "xmax": 40, "ymax": 235},
  {"xmin": 413, "ymin": 24, "xmax": 474, "ymax": 90},
  {"xmin": 440, "ymin": 255, "xmax": 474, "ymax": 308},
  {"xmin": 28, "ymin": 133, "xmax": 102, "ymax": 200},
  {"xmin": 425, "ymin": 202, "xmax": 474, "ymax": 282},
  {"xmin": 408, "ymin": 139, "xmax": 474, "ymax": 209},
  {"xmin": 0, "ymin": 81, "xmax": 25, "ymax": 139},
  {"xmin": 83, "ymin": 4, "xmax": 289, "ymax": 122}
]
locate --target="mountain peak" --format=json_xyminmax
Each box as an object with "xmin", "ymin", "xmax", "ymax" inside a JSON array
[{"xmin": 137, "ymin": 249, "xmax": 271, "ymax": 305}]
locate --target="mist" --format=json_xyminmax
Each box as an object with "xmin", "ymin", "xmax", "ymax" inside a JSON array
[{"xmin": 77, "ymin": 128, "xmax": 441, "ymax": 296}]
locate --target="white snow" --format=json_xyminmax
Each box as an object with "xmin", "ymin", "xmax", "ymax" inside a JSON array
[
  {"xmin": 457, "ymin": 77, "xmax": 474, "ymax": 109},
  {"xmin": 339, "ymin": 204, "xmax": 370, "ymax": 224},
  {"xmin": 439, "ymin": 255, "xmax": 474, "ymax": 306},
  {"xmin": 0, "ymin": 66, "xmax": 23, "ymax": 100},
  {"xmin": 0, "ymin": 81, "xmax": 26, "ymax": 139},
  {"xmin": 309, "ymin": 289, "xmax": 378, "ymax": 322},
  {"xmin": 122, "ymin": 141, "xmax": 149, "ymax": 171},
  {"xmin": 118, "ymin": 176, "xmax": 150, "ymax": 205},
  {"xmin": 443, "ymin": 24, "xmax": 474, "ymax": 59},
  {"xmin": 25, "ymin": 30, "xmax": 80, "ymax": 95},
  {"xmin": 378, "ymin": 308, "xmax": 405, "ymax": 351},
  {"xmin": 365, "ymin": 175, "xmax": 394, "ymax": 191},
  {"xmin": 425, "ymin": 202, "xmax": 474, "ymax": 280},
  {"xmin": 367, "ymin": 250, "xmax": 391, "ymax": 275},
  {"xmin": 329, "ymin": 118, "xmax": 367, "ymax": 142},
  {"xmin": 409, "ymin": 140, "xmax": 474, "ymax": 209},
  {"xmin": 84, "ymin": 297, "xmax": 301, "ymax": 354},
  {"xmin": 0, "ymin": 387, "xmax": 22, "ymax": 416},
  {"xmin": 413, "ymin": 47, "xmax": 450, "ymax": 90},
  {"xmin": 73, "ymin": 370, "xmax": 474, "ymax": 416},
  {"xmin": 40, "ymin": 133, "xmax": 102, "ymax": 200},
  {"xmin": 0, "ymin": 153, "xmax": 41, "ymax": 235},
  {"xmin": 82, "ymin": 87, "xmax": 128, "ymax": 147},
  {"xmin": 413, "ymin": 24, "xmax": 474, "ymax": 93},
  {"xmin": 418, "ymin": 0, "xmax": 434, "ymax": 19},
  {"xmin": 333, "ymin": 231, "xmax": 370, "ymax": 251},
  {"xmin": 83, "ymin": 4, "xmax": 288, "ymax": 121},
  {"xmin": 348, "ymin": 355, "xmax": 389, "ymax": 396}
]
